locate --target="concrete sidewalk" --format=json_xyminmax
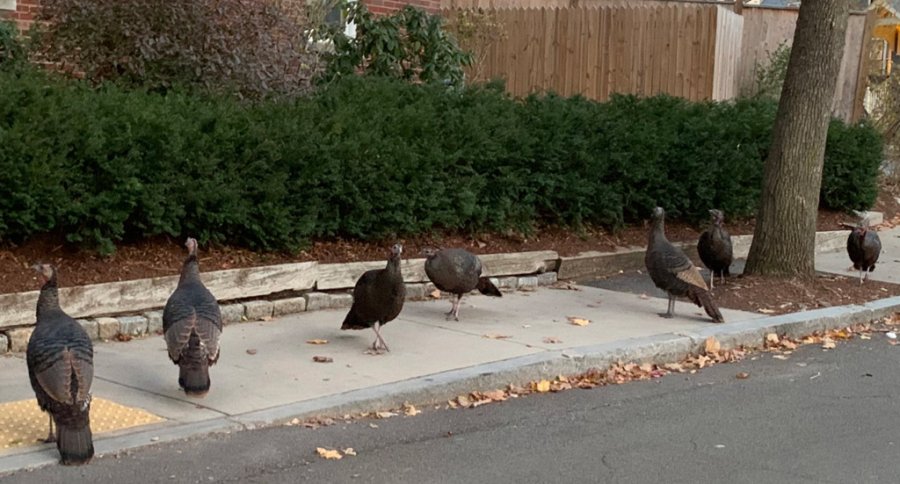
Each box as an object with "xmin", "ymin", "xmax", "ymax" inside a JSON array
[{"xmin": 1, "ymin": 227, "xmax": 898, "ymax": 474}]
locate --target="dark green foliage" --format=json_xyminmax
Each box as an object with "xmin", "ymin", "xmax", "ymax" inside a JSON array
[
  {"xmin": 0, "ymin": 70, "xmax": 882, "ymax": 253},
  {"xmin": 821, "ymin": 119, "xmax": 883, "ymax": 212},
  {"xmin": 0, "ymin": 20, "xmax": 25, "ymax": 67},
  {"xmin": 321, "ymin": 3, "xmax": 473, "ymax": 86}
]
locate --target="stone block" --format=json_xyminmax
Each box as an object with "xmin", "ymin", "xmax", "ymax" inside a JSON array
[
  {"xmin": 517, "ymin": 276, "xmax": 539, "ymax": 290},
  {"xmin": 498, "ymin": 277, "xmax": 518, "ymax": 289},
  {"xmin": 7, "ymin": 327, "xmax": 33, "ymax": 353},
  {"xmin": 77, "ymin": 319, "xmax": 99, "ymax": 340},
  {"xmin": 304, "ymin": 292, "xmax": 333, "ymax": 311},
  {"xmin": 118, "ymin": 315, "xmax": 149, "ymax": 336},
  {"xmin": 537, "ymin": 272, "xmax": 558, "ymax": 286},
  {"xmin": 0, "ymin": 333, "xmax": 7, "ymax": 354},
  {"xmin": 273, "ymin": 297, "xmax": 307, "ymax": 317},
  {"xmin": 144, "ymin": 311, "xmax": 164, "ymax": 334},
  {"xmin": 330, "ymin": 293, "xmax": 354, "ymax": 309},
  {"xmin": 405, "ymin": 283, "xmax": 426, "ymax": 301},
  {"xmin": 96, "ymin": 317, "xmax": 120, "ymax": 341},
  {"xmin": 220, "ymin": 304, "xmax": 245, "ymax": 324},
  {"xmin": 244, "ymin": 300, "xmax": 274, "ymax": 321}
]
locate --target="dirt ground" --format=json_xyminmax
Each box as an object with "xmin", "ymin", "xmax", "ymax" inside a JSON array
[
  {"xmin": 1, "ymin": 188, "xmax": 898, "ymax": 298},
  {"xmin": 710, "ymin": 272, "xmax": 900, "ymax": 316}
]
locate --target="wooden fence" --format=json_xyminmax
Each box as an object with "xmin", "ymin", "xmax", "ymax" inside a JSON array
[
  {"xmin": 443, "ymin": 4, "xmax": 870, "ymax": 119},
  {"xmin": 444, "ymin": 4, "xmax": 741, "ymax": 102}
]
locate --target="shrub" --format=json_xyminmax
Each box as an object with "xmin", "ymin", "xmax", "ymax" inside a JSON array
[
  {"xmin": 0, "ymin": 70, "xmax": 882, "ymax": 253},
  {"xmin": 321, "ymin": 4, "xmax": 473, "ymax": 86},
  {"xmin": 0, "ymin": 20, "xmax": 25, "ymax": 67},
  {"xmin": 33, "ymin": 0, "xmax": 321, "ymax": 99}
]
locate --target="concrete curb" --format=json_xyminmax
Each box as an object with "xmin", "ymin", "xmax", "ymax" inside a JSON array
[{"xmin": 3, "ymin": 295, "xmax": 897, "ymax": 476}]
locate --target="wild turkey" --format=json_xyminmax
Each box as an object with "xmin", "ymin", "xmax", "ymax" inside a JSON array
[
  {"xmin": 645, "ymin": 207, "xmax": 724, "ymax": 323},
  {"xmin": 841, "ymin": 211, "xmax": 882, "ymax": 284},
  {"xmin": 341, "ymin": 244, "xmax": 406, "ymax": 353},
  {"xmin": 697, "ymin": 209, "xmax": 733, "ymax": 290},
  {"xmin": 163, "ymin": 237, "xmax": 223, "ymax": 397},
  {"xmin": 26, "ymin": 263, "xmax": 94, "ymax": 465},
  {"xmin": 423, "ymin": 248, "xmax": 502, "ymax": 321}
]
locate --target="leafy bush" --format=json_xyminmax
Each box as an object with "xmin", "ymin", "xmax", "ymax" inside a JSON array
[
  {"xmin": 0, "ymin": 20, "xmax": 25, "ymax": 67},
  {"xmin": 821, "ymin": 119, "xmax": 883, "ymax": 212},
  {"xmin": 748, "ymin": 41, "xmax": 792, "ymax": 100},
  {"xmin": 33, "ymin": 0, "xmax": 321, "ymax": 98},
  {"xmin": 321, "ymin": 4, "xmax": 473, "ymax": 86},
  {"xmin": 0, "ymin": 70, "xmax": 882, "ymax": 253}
]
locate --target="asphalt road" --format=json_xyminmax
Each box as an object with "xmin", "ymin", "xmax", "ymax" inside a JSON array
[
  {"xmin": 6, "ymin": 336, "xmax": 900, "ymax": 484},
  {"xmin": 583, "ymin": 259, "xmax": 748, "ymax": 297}
]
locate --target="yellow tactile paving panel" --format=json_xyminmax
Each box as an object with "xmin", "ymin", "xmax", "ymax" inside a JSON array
[{"xmin": 0, "ymin": 397, "xmax": 165, "ymax": 449}]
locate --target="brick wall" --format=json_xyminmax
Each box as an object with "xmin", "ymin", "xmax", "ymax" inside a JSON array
[
  {"xmin": 362, "ymin": 0, "xmax": 440, "ymax": 15},
  {"xmin": 0, "ymin": 0, "xmax": 38, "ymax": 32}
]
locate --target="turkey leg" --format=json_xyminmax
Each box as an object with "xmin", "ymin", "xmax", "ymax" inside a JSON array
[
  {"xmin": 371, "ymin": 321, "xmax": 391, "ymax": 353},
  {"xmin": 446, "ymin": 295, "xmax": 461, "ymax": 322},
  {"xmin": 859, "ymin": 268, "xmax": 864, "ymax": 285},
  {"xmin": 709, "ymin": 272, "xmax": 715, "ymax": 291},
  {"xmin": 659, "ymin": 295, "xmax": 676, "ymax": 319},
  {"xmin": 43, "ymin": 415, "xmax": 56, "ymax": 443}
]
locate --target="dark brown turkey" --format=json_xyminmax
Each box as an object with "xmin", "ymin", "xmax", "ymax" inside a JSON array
[
  {"xmin": 697, "ymin": 209, "xmax": 733, "ymax": 290},
  {"xmin": 163, "ymin": 238, "xmax": 223, "ymax": 397},
  {"xmin": 27, "ymin": 263, "xmax": 95, "ymax": 465},
  {"xmin": 341, "ymin": 244, "xmax": 406, "ymax": 353},
  {"xmin": 841, "ymin": 211, "xmax": 882, "ymax": 284},
  {"xmin": 423, "ymin": 248, "xmax": 502, "ymax": 321},
  {"xmin": 645, "ymin": 207, "xmax": 724, "ymax": 323}
]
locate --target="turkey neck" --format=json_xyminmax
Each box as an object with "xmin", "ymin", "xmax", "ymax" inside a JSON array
[
  {"xmin": 179, "ymin": 252, "xmax": 201, "ymax": 285},
  {"xmin": 649, "ymin": 217, "xmax": 668, "ymax": 246},
  {"xmin": 384, "ymin": 254, "xmax": 402, "ymax": 280},
  {"xmin": 36, "ymin": 273, "xmax": 60, "ymax": 320}
]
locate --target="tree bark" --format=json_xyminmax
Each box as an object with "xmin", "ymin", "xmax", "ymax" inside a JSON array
[{"xmin": 743, "ymin": 0, "xmax": 850, "ymax": 278}]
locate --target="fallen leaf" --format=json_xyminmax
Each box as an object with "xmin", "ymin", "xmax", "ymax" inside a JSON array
[
  {"xmin": 430, "ymin": 289, "xmax": 442, "ymax": 299},
  {"xmin": 456, "ymin": 395, "xmax": 472, "ymax": 408},
  {"xmin": 772, "ymin": 354, "xmax": 789, "ymax": 360},
  {"xmin": 821, "ymin": 338, "xmax": 836, "ymax": 349},
  {"xmin": 375, "ymin": 411, "xmax": 397, "ymax": 419},
  {"xmin": 860, "ymin": 334, "xmax": 872, "ymax": 340},
  {"xmin": 306, "ymin": 339, "xmax": 329, "ymax": 345},
  {"xmin": 403, "ymin": 403, "xmax": 421, "ymax": 416},
  {"xmin": 704, "ymin": 336, "xmax": 721, "ymax": 354},
  {"xmin": 316, "ymin": 447, "xmax": 342, "ymax": 460},
  {"xmin": 483, "ymin": 333, "xmax": 512, "ymax": 340},
  {"xmin": 639, "ymin": 293, "xmax": 650, "ymax": 300},
  {"xmin": 246, "ymin": 349, "xmax": 258, "ymax": 355},
  {"xmin": 368, "ymin": 423, "xmax": 378, "ymax": 429},
  {"xmin": 758, "ymin": 308, "xmax": 776, "ymax": 314},
  {"xmin": 343, "ymin": 448, "xmax": 357, "ymax": 456},
  {"xmin": 735, "ymin": 372, "xmax": 750, "ymax": 379},
  {"xmin": 781, "ymin": 339, "xmax": 798, "ymax": 350},
  {"xmin": 567, "ymin": 316, "xmax": 591, "ymax": 327},
  {"xmin": 115, "ymin": 333, "xmax": 133, "ymax": 342},
  {"xmin": 313, "ymin": 356, "xmax": 334, "ymax": 363},
  {"xmin": 535, "ymin": 380, "xmax": 551, "ymax": 393},
  {"xmin": 664, "ymin": 362, "xmax": 684, "ymax": 372},
  {"xmin": 765, "ymin": 333, "xmax": 779, "ymax": 344},
  {"xmin": 483, "ymin": 390, "xmax": 507, "ymax": 401},
  {"xmin": 542, "ymin": 336, "xmax": 563, "ymax": 344}
]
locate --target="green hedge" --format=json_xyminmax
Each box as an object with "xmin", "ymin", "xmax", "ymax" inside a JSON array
[{"xmin": 0, "ymin": 68, "xmax": 883, "ymax": 253}]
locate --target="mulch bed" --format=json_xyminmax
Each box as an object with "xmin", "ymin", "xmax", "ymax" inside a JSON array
[
  {"xmin": 710, "ymin": 273, "xmax": 900, "ymax": 316},
  {"xmin": 1, "ymin": 188, "xmax": 898, "ymax": 297}
]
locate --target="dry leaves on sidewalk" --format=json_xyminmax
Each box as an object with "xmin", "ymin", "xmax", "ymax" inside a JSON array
[{"xmin": 567, "ymin": 316, "xmax": 590, "ymax": 327}]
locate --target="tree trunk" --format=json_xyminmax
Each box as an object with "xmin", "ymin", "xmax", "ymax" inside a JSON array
[{"xmin": 743, "ymin": 0, "xmax": 850, "ymax": 278}]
